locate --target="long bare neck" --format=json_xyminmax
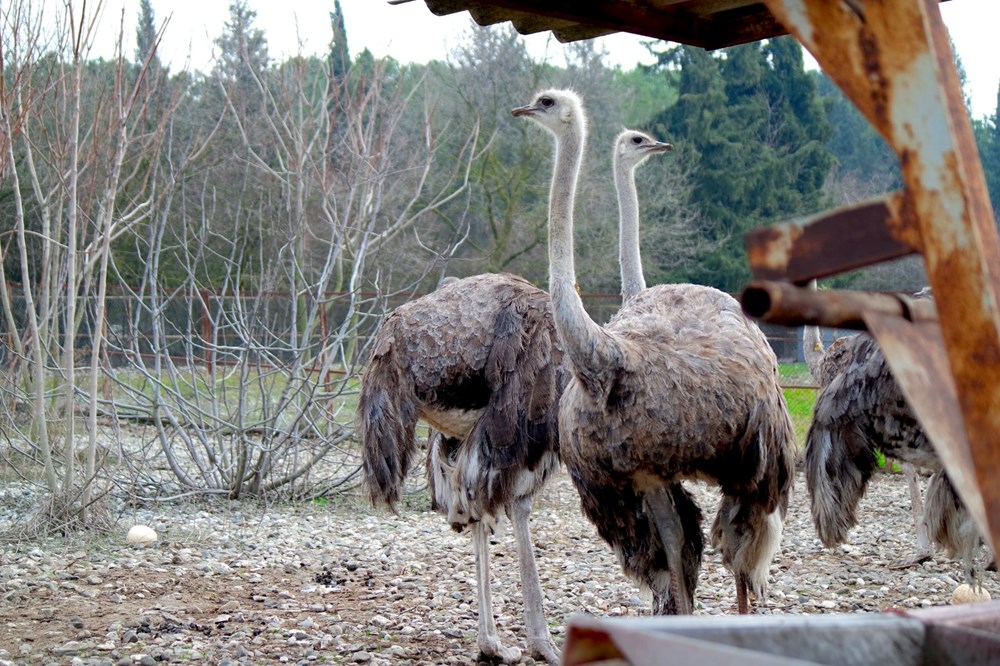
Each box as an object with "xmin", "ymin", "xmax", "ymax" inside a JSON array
[
  {"xmin": 802, "ymin": 279, "xmax": 824, "ymax": 381},
  {"xmin": 548, "ymin": 120, "xmax": 622, "ymax": 387},
  {"xmin": 803, "ymin": 325, "xmax": 825, "ymax": 382},
  {"xmin": 615, "ymin": 154, "xmax": 645, "ymax": 302}
]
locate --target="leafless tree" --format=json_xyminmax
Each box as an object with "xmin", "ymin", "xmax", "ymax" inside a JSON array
[
  {"xmin": 103, "ymin": 48, "xmax": 481, "ymax": 500},
  {"xmin": 0, "ymin": 0, "xmax": 173, "ymax": 529}
]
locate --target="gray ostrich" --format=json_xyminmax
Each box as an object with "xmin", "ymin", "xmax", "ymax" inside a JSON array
[
  {"xmin": 802, "ymin": 304, "xmax": 933, "ymax": 567},
  {"xmin": 513, "ymin": 89, "xmax": 796, "ymax": 615},
  {"xmin": 804, "ymin": 327, "xmax": 994, "ymax": 587},
  {"xmin": 358, "ymin": 273, "xmax": 563, "ymax": 664},
  {"xmin": 614, "ymin": 128, "xmax": 673, "ymax": 302}
]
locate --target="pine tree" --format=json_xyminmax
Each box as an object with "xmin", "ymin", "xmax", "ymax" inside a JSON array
[
  {"xmin": 215, "ymin": 2, "xmax": 269, "ymax": 92},
  {"xmin": 650, "ymin": 39, "xmax": 833, "ymax": 291},
  {"xmin": 982, "ymin": 80, "xmax": 1000, "ymax": 219},
  {"xmin": 329, "ymin": 0, "xmax": 350, "ymax": 79},
  {"xmin": 135, "ymin": 0, "xmax": 159, "ymax": 68}
]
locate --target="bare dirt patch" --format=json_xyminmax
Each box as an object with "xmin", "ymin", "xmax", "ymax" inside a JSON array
[{"xmin": 0, "ymin": 469, "xmax": 994, "ymax": 665}]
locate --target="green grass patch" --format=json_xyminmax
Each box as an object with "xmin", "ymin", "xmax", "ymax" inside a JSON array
[{"xmin": 782, "ymin": 386, "xmax": 816, "ymax": 447}]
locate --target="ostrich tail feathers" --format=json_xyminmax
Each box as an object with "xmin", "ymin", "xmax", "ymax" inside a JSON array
[
  {"xmin": 804, "ymin": 419, "xmax": 876, "ymax": 547},
  {"xmin": 358, "ymin": 351, "xmax": 419, "ymax": 510},
  {"xmin": 924, "ymin": 470, "xmax": 978, "ymax": 559},
  {"xmin": 710, "ymin": 496, "xmax": 782, "ymax": 600}
]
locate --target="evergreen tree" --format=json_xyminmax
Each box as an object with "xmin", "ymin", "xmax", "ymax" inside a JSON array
[
  {"xmin": 981, "ymin": 80, "xmax": 1000, "ymax": 219},
  {"xmin": 135, "ymin": 0, "xmax": 159, "ymax": 68},
  {"xmin": 817, "ymin": 74, "xmax": 899, "ymax": 188},
  {"xmin": 215, "ymin": 2, "xmax": 269, "ymax": 95},
  {"xmin": 651, "ymin": 39, "xmax": 832, "ymax": 292},
  {"xmin": 329, "ymin": 0, "xmax": 350, "ymax": 79}
]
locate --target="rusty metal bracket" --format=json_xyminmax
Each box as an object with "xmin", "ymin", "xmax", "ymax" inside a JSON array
[
  {"xmin": 744, "ymin": 191, "xmax": 920, "ymax": 284},
  {"xmin": 753, "ymin": 0, "xmax": 1000, "ymax": 555}
]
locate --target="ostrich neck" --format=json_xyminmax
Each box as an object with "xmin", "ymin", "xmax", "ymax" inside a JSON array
[
  {"xmin": 615, "ymin": 157, "xmax": 645, "ymax": 302},
  {"xmin": 802, "ymin": 279, "xmax": 824, "ymax": 382},
  {"xmin": 548, "ymin": 122, "xmax": 622, "ymax": 386},
  {"xmin": 803, "ymin": 325, "xmax": 825, "ymax": 381}
]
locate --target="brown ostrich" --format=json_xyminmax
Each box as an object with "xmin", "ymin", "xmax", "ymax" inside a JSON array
[
  {"xmin": 358, "ymin": 273, "xmax": 564, "ymax": 664},
  {"xmin": 804, "ymin": 324, "xmax": 994, "ymax": 587},
  {"xmin": 513, "ymin": 89, "xmax": 796, "ymax": 615}
]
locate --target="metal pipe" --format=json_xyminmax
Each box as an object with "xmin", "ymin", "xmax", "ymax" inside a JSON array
[{"xmin": 740, "ymin": 281, "xmax": 938, "ymax": 330}]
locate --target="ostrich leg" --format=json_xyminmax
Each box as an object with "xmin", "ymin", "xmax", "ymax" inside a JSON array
[
  {"xmin": 510, "ymin": 496, "xmax": 560, "ymax": 664},
  {"xmin": 736, "ymin": 578, "xmax": 750, "ymax": 615},
  {"xmin": 890, "ymin": 462, "xmax": 934, "ymax": 568},
  {"xmin": 472, "ymin": 521, "xmax": 521, "ymax": 664},
  {"xmin": 645, "ymin": 487, "xmax": 693, "ymax": 615}
]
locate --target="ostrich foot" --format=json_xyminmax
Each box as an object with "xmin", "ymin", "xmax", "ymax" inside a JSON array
[
  {"xmin": 888, "ymin": 549, "xmax": 934, "ymax": 569},
  {"xmin": 476, "ymin": 639, "xmax": 521, "ymax": 664},
  {"xmin": 528, "ymin": 637, "xmax": 560, "ymax": 665}
]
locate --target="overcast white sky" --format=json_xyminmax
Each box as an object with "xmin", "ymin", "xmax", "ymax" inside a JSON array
[{"xmin": 88, "ymin": 0, "xmax": 998, "ymax": 119}]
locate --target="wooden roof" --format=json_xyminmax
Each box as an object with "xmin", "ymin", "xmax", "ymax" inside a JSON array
[
  {"xmin": 396, "ymin": 0, "xmax": 788, "ymax": 50},
  {"xmin": 398, "ymin": 0, "xmax": 952, "ymax": 51}
]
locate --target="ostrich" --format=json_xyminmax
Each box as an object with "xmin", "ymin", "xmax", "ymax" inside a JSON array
[
  {"xmin": 804, "ymin": 328, "xmax": 994, "ymax": 587},
  {"xmin": 513, "ymin": 89, "xmax": 796, "ymax": 615},
  {"xmin": 614, "ymin": 128, "xmax": 673, "ymax": 302},
  {"xmin": 358, "ymin": 273, "xmax": 564, "ymax": 664},
  {"xmin": 802, "ymin": 308, "xmax": 933, "ymax": 567}
]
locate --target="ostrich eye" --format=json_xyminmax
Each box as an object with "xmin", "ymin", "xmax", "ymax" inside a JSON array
[
  {"xmin": 539, "ymin": 97, "xmax": 554, "ymax": 108},
  {"xmin": 631, "ymin": 136, "xmax": 643, "ymax": 145}
]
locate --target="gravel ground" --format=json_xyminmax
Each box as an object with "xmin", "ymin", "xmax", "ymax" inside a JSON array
[{"xmin": 0, "ymin": 464, "xmax": 994, "ymax": 665}]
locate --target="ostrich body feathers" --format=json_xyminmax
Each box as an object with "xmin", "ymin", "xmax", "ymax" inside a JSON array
[
  {"xmin": 560, "ymin": 283, "xmax": 797, "ymax": 603},
  {"xmin": 359, "ymin": 272, "xmax": 564, "ymax": 526},
  {"xmin": 805, "ymin": 331, "xmax": 991, "ymax": 584}
]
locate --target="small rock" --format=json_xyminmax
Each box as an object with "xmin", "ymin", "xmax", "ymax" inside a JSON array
[
  {"xmin": 350, "ymin": 651, "xmax": 371, "ymax": 663},
  {"xmin": 52, "ymin": 641, "xmax": 92, "ymax": 656}
]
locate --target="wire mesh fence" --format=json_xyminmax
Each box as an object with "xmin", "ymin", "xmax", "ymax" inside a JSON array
[{"xmin": 0, "ymin": 284, "xmax": 825, "ymax": 494}]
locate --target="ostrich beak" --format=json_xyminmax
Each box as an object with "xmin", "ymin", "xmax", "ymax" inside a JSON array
[
  {"xmin": 647, "ymin": 141, "xmax": 674, "ymax": 153},
  {"xmin": 511, "ymin": 104, "xmax": 537, "ymax": 118}
]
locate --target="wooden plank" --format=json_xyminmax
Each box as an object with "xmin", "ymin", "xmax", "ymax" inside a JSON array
[{"xmin": 563, "ymin": 614, "xmax": 926, "ymax": 666}]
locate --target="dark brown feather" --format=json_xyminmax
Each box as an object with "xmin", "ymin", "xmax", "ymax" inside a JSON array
[
  {"xmin": 561, "ymin": 283, "xmax": 797, "ymax": 606},
  {"xmin": 358, "ymin": 273, "xmax": 565, "ymax": 523},
  {"xmin": 805, "ymin": 332, "xmax": 990, "ymax": 579}
]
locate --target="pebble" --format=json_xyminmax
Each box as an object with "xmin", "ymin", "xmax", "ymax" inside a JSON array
[{"xmin": 0, "ymin": 471, "xmax": 994, "ymax": 664}]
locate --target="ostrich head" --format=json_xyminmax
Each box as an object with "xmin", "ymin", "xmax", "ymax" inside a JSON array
[
  {"xmin": 615, "ymin": 129, "xmax": 673, "ymax": 169},
  {"xmin": 511, "ymin": 89, "xmax": 586, "ymax": 137}
]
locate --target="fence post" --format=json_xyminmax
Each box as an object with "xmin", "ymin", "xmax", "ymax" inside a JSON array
[{"xmin": 201, "ymin": 289, "xmax": 214, "ymax": 374}]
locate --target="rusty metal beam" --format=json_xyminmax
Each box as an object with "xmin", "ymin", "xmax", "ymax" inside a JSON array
[
  {"xmin": 761, "ymin": 0, "xmax": 1000, "ymax": 555},
  {"xmin": 740, "ymin": 281, "xmax": 937, "ymax": 329},
  {"xmin": 744, "ymin": 191, "xmax": 920, "ymax": 283}
]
